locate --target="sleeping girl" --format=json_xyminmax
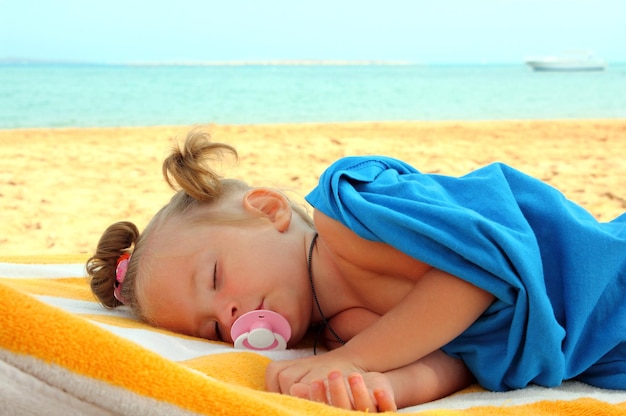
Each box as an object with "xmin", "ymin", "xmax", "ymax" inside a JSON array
[{"xmin": 87, "ymin": 130, "xmax": 626, "ymax": 412}]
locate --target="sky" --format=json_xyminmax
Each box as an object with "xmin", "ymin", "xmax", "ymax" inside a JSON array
[{"xmin": 1, "ymin": 0, "xmax": 624, "ymax": 64}]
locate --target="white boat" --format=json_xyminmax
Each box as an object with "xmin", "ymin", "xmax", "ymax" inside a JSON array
[{"xmin": 525, "ymin": 52, "xmax": 606, "ymax": 72}]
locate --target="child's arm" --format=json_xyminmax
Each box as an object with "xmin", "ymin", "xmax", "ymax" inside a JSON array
[
  {"xmin": 291, "ymin": 349, "xmax": 474, "ymax": 411},
  {"xmin": 341, "ymin": 265, "xmax": 493, "ymax": 372},
  {"xmin": 266, "ymin": 211, "xmax": 494, "ymax": 396},
  {"xmin": 267, "ymin": 269, "xmax": 490, "ymax": 394}
]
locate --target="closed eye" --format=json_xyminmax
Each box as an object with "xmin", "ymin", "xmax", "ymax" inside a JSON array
[{"xmin": 212, "ymin": 263, "xmax": 222, "ymax": 341}]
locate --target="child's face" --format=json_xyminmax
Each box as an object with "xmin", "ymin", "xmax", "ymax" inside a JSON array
[{"xmin": 136, "ymin": 211, "xmax": 313, "ymax": 347}]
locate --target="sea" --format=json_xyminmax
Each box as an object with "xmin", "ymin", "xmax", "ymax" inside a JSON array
[{"xmin": 1, "ymin": 63, "xmax": 625, "ymax": 129}]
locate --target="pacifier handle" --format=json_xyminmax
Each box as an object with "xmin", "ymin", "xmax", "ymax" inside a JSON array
[{"xmin": 230, "ymin": 310, "xmax": 291, "ymax": 351}]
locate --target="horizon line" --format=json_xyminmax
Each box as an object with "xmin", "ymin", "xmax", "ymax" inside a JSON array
[
  {"xmin": 0, "ymin": 57, "xmax": 527, "ymax": 67},
  {"xmin": 2, "ymin": 57, "xmax": 624, "ymax": 67}
]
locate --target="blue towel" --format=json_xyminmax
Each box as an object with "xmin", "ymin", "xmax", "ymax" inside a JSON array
[{"xmin": 305, "ymin": 156, "xmax": 626, "ymax": 391}]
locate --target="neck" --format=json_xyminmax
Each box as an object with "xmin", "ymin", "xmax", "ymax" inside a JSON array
[{"xmin": 308, "ymin": 233, "xmax": 345, "ymax": 347}]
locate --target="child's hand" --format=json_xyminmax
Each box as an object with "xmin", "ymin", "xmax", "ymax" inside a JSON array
[
  {"xmin": 266, "ymin": 349, "xmax": 364, "ymax": 394},
  {"xmin": 290, "ymin": 371, "xmax": 397, "ymax": 412}
]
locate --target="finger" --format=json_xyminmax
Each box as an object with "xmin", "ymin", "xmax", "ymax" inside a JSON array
[
  {"xmin": 265, "ymin": 361, "xmax": 307, "ymax": 394},
  {"xmin": 374, "ymin": 388, "xmax": 398, "ymax": 412},
  {"xmin": 310, "ymin": 379, "xmax": 328, "ymax": 403},
  {"xmin": 264, "ymin": 361, "xmax": 282, "ymax": 392},
  {"xmin": 327, "ymin": 371, "xmax": 352, "ymax": 409},
  {"xmin": 348, "ymin": 373, "xmax": 376, "ymax": 412},
  {"xmin": 289, "ymin": 383, "xmax": 311, "ymax": 400}
]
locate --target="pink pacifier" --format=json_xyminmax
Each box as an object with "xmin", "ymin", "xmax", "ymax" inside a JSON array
[{"xmin": 230, "ymin": 310, "xmax": 291, "ymax": 351}]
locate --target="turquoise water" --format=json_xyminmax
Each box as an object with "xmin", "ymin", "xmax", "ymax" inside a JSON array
[{"xmin": 1, "ymin": 64, "xmax": 625, "ymax": 128}]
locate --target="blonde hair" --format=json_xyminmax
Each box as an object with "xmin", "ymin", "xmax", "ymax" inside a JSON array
[{"xmin": 86, "ymin": 129, "xmax": 313, "ymax": 320}]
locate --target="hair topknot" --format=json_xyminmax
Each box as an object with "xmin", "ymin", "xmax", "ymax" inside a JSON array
[{"xmin": 162, "ymin": 130, "xmax": 238, "ymax": 202}]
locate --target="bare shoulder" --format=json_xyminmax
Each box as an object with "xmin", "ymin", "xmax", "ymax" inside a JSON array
[{"xmin": 313, "ymin": 210, "xmax": 431, "ymax": 281}]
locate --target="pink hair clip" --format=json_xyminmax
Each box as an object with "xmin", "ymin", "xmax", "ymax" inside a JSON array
[{"xmin": 113, "ymin": 253, "xmax": 131, "ymax": 304}]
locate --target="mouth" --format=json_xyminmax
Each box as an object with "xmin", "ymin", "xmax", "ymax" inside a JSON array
[
  {"xmin": 230, "ymin": 308, "xmax": 292, "ymax": 351},
  {"xmin": 231, "ymin": 302, "xmax": 265, "ymax": 333}
]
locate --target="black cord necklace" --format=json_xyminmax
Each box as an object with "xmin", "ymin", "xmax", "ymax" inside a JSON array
[{"xmin": 308, "ymin": 232, "xmax": 346, "ymax": 354}]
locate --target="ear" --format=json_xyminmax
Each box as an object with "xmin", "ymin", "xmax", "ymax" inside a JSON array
[{"xmin": 243, "ymin": 188, "xmax": 292, "ymax": 232}]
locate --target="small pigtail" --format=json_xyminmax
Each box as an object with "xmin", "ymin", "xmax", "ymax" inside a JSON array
[
  {"xmin": 86, "ymin": 221, "xmax": 139, "ymax": 308},
  {"xmin": 163, "ymin": 130, "xmax": 238, "ymax": 202}
]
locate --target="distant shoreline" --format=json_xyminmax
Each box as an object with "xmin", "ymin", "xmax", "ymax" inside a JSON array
[
  {"xmin": 0, "ymin": 57, "xmax": 568, "ymax": 67},
  {"xmin": 4, "ymin": 58, "xmax": 625, "ymax": 68},
  {"xmin": 0, "ymin": 57, "xmax": 418, "ymax": 66}
]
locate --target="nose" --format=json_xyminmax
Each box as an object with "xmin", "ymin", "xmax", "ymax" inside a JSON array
[{"xmin": 216, "ymin": 299, "xmax": 239, "ymax": 340}]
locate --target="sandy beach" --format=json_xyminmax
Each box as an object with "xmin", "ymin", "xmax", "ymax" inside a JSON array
[{"xmin": 1, "ymin": 120, "xmax": 625, "ymax": 256}]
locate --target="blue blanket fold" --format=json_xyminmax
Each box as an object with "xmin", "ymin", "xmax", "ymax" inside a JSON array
[{"xmin": 305, "ymin": 156, "xmax": 626, "ymax": 391}]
